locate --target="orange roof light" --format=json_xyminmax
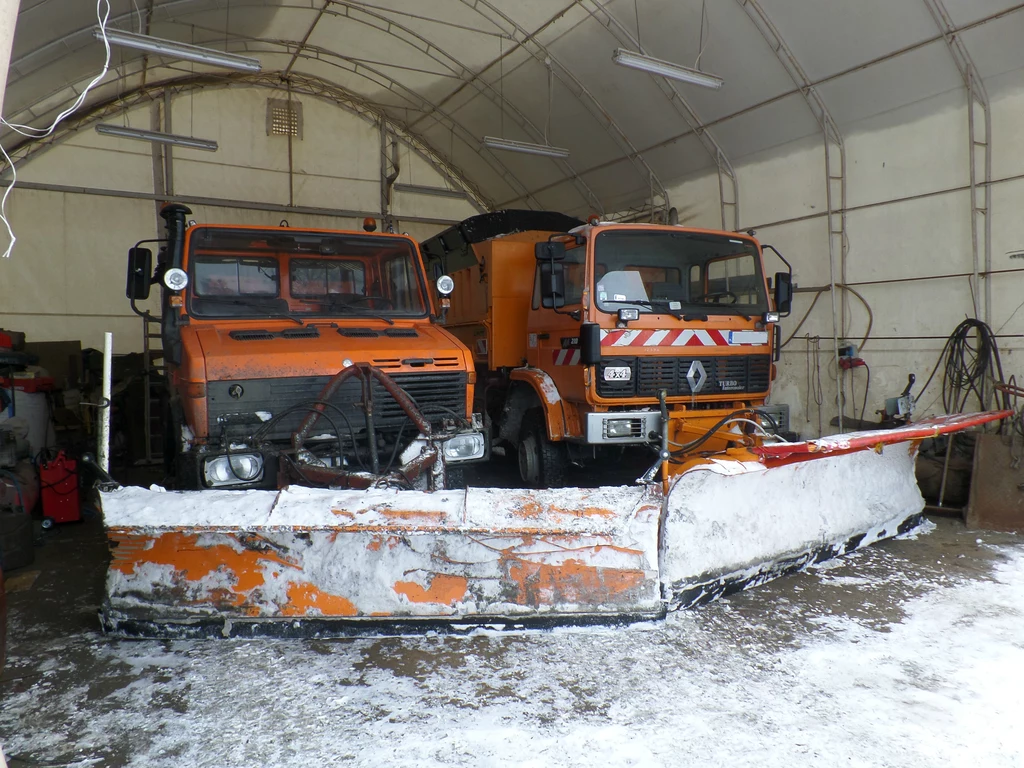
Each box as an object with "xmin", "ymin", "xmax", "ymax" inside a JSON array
[
  {"xmin": 587, "ymin": 214, "xmax": 601, "ymax": 226},
  {"xmin": 363, "ymin": 217, "xmax": 377, "ymax": 232}
]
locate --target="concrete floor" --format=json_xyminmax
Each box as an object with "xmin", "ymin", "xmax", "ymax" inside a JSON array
[{"xmin": 0, "ymin": 504, "xmax": 1021, "ymax": 766}]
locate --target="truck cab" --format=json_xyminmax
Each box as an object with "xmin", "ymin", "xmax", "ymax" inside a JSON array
[
  {"xmin": 127, "ymin": 204, "xmax": 485, "ymax": 491},
  {"xmin": 422, "ymin": 212, "xmax": 792, "ymax": 487}
]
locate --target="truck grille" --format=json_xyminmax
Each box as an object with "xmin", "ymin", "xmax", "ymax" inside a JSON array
[
  {"xmin": 208, "ymin": 371, "xmax": 467, "ymax": 442},
  {"xmin": 596, "ymin": 355, "xmax": 771, "ymax": 398}
]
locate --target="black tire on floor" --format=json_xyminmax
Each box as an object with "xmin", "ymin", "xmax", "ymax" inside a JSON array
[
  {"xmin": 162, "ymin": 395, "xmax": 179, "ymax": 481},
  {"xmin": 0, "ymin": 507, "xmax": 35, "ymax": 571},
  {"xmin": 517, "ymin": 408, "xmax": 569, "ymax": 488}
]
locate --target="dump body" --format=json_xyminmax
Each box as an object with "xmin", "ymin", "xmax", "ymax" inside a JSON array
[{"xmin": 137, "ymin": 205, "xmax": 485, "ymax": 492}]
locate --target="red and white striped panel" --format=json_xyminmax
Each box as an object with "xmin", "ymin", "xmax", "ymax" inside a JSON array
[
  {"xmin": 552, "ymin": 349, "xmax": 581, "ymax": 365},
  {"xmin": 600, "ymin": 329, "xmax": 769, "ymax": 347}
]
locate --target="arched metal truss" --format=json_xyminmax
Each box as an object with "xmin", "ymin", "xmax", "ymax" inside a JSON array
[
  {"xmin": 2, "ymin": 70, "xmax": 493, "ymax": 215},
  {"xmin": 576, "ymin": 0, "xmax": 738, "ymax": 230},
  {"xmin": 5, "ymin": 1, "xmax": 1016, "ymax": 228},
  {"xmin": 6, "ymin": 0, "xmax": 667, "ymax": 216},
  {"xmin": 7, "ymin": 4, "xmax": 550, "ymax": 213},
  {"xmin": 922, "ymin": 0, "xmax": 992, "ymax": 328},
  {"xmin": 736, "ymin": 0, "xmax": 848, "ymax": 430},
  {"xmin": 452, "ymin": 0, "xmax": 670, "ymax": 220},
  {"xmin": 282, "ymin": 1, "xmax": 605, "ymax": 213}
]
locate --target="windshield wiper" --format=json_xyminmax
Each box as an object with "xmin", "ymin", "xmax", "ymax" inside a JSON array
[
  {"xmin": 702, "ymin": 306, "xmax": 756, "ymax": 320},
  {"xmin": 327, "ymin": 300, "xmax": 396, "ymax": 326},
  {"xmin": 609, "ymin": 298, "xmax": 686, "ymax": 320},
  {"xmin": 197, "ymin": 296, "xmax": 305, "ymax": 326}
]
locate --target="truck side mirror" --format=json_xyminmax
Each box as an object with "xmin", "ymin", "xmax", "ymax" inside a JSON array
[
  {"xmin": 774, "ymin": 271, "xmax": 792, "ymax": 316},
  {"xmin": 580, "ymin": 323, "xmax": 601, "ymax": 365},
  {"xmin": 536, "ymin": 240, "xmax": 566, "ymax": 309},
  {"xmin": 539, "ymin": 261, "xmax": 566, "ymax": 309},
  {"xmin": 535, "ymin": 241, "xmax": 566, "ymax": 261},
  {"xmin": 126, "ymin": 247, "xmax": 153, "ymax": 300}
]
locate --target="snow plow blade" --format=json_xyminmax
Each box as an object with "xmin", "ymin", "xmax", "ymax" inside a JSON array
[
  {"xmin": 99, "ymin": 485, "xmax": 662, "ymax": 638},
  {"xmin": 661, "ymin": 410, "xmax": 1011, "ymax": 608},
  {"xmin": 100, "ymin": 411, "xmax": 1009, "ymax": 637}
]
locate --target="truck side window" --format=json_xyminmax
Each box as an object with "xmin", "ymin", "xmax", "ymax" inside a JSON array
[
  {"xmin": 194, "ymin": 256, "xmax": 279, "ymax": 296},
  {"xmin": 707, "ymin": 253, "xmax": 759, "ymax": 305}
]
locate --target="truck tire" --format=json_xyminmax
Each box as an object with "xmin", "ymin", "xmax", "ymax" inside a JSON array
[{"xmin": 518, "ymin": 409, "xmax": 569, "ymax": 488}]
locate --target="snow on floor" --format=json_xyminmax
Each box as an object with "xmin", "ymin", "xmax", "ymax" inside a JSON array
[{"xmin": 3, "ymin": 537, "xmax": 1024, "ymax": 767}]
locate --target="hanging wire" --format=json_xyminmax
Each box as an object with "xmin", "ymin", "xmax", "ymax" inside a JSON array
[
  {"xmin": 1, "ymin": 0, "xmax": 114, "ymax": 259},
  {"xmin": 913, "ymin": 318, "xmax": 1009, "ymax": 415},
  {"xmin": 695, "ymin": 0, "xmax": 709, "ymax": 71},
  {"xmin": 130, "ymin": 0, "xmax": 143, "ymax": 33},
  {"xmin": 190, "ymin": 25, "xmax": 196, "ymax": 136},
  {"xmin": 545, "ymin": 60, "xmax": 553, "ymax": 144},
  {"xmin": 805, "ymin": 334, "xmax": 824, "ymax": 435},
  {"xmin": 498, "ymin": 34, "xmax": 504, "ymax": 138},
  {"xmin": 634, "ymin": 0, "xmax": 642, "ymax": 48}
]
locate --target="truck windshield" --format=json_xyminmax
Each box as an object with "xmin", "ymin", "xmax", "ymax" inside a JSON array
[
  {"xmin": 593, "ymin": 230, "xmax": 768, "ymax": 316},
  {"xmin": 187, "ymin": 227, "xmax": 428, "ymax": 319}
]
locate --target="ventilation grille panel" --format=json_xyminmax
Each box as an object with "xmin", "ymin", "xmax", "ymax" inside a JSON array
[{"xmin": 267, "ymin": 98, "xmax": 303, "ymax": 139}]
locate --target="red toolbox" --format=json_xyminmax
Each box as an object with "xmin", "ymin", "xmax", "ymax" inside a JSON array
[{"xmin": 39, "ymin": 451, "xmax": 81, "ymax": 527}]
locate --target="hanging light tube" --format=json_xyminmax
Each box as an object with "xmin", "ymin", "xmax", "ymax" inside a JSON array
[
  {"xmin": 393, "ymin": 183, "xmax": 468, "ymax": 199},
  {"xmin": 612, "ymin": 48, "xmax": 723, "ymax": 90},
  {"xmin": 481, "ymin": 136, "xmax": 570, "ymax": 159},
  {"xmin": 95, "ymin": 124, "xmax": 219, "ymax": 152},
  {"xmin": 95, "ymin": 28, "xmax": 262, "ymax": 73}
]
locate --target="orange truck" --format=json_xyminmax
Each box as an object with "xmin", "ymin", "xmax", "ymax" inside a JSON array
[
  {"xmin": 125, "ymin": 204, "xmax": 486, "ymax": 491},
  {"xmin": 420, "ymin": 210, "xmax": 795, "ymax": 487}
]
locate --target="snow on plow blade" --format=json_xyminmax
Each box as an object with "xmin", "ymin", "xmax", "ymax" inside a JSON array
[
  {"xmin": 100, "ymin": 411, "xmax": 1010, "ymax": 637},
  {"xmin": 100, "ymin": 485, "xmax": 663, "ymax": 638},
  {"xmin": 661, "ymin": 410, "xmax": 1011, "ymax": 609},
  {"xmin": 661, "ymin": 445, "xmax": 924, "ymax": 609}
]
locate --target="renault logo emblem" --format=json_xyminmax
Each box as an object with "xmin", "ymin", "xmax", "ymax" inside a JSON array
[{"xmin": 686, "ymin": 360, "xmax": 708, "ymax": 393}]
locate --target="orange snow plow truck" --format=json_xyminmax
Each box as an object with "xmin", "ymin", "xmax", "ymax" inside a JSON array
[{"xmin": 99, "ymin": 207, "xmax": 1008, "ymax": 638}]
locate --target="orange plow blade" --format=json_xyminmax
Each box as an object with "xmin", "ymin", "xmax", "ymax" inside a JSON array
[{"xmin": 99, "ymin": 486, "xmax": 662, "ymax": 638}]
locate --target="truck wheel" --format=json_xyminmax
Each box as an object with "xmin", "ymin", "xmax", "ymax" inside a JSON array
[{"xmin": 518, "ymin": 409, "xmax": 569, "ymax": 488}]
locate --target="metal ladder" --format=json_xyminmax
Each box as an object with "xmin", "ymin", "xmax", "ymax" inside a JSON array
[{"xmin": 142, "ymin": 314, "xmax": 164, "ymax": 464}]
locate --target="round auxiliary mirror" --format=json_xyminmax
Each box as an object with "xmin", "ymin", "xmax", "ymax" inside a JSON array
[{"xmin": 163, "ymin": 267, "xmax": 189, "ymax": 291}]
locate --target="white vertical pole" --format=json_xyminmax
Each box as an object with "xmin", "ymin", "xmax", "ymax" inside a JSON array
[
  {"xmin": 99, "ymin": 332, "xmax": 113, "ymax": 473},
  {"xmin": 0, "ymin": 1, "xmax": 19, "ymax": 115}
]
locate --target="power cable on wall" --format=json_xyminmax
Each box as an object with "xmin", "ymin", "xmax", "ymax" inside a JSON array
[
  {"xmin": 781, "ymin": 284, "xmax": 873, "ymax": 351},
  {"xmin": 913, "ymin": 318, "xmax": 1009, "ymax": 416},
  {"xmin": 0, "ymin": 0, "xmax": 114, "ymax": 259}
]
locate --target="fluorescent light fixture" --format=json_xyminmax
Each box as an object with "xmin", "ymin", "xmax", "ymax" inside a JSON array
[
  {"xmin": 393, "ymin": 183, "xmax": 468, "ymax": 200},
  {"xmin": 482, "ymin": 136, "xmax": 570, "ymax": 159},
  {"xmin": 95, "ymin": 27, "xmax": 262, "ymax": 73},
  {"xmin": 612, "ymin": 48, "xmax": 723, "ymax": 90},
  {"xmin": 95, "ymin": 123, "xmax": 219, "ymax": 152}
]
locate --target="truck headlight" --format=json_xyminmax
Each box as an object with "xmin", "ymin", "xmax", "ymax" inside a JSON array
[
  {"xmin": 442, "ymin": 433, "xmax": 486, "ymax": 462},
  {"xmin": 203, "ymin": 453, "xmax": 264, "ymax": 487},
  {"xmin": 604, "ymin": 418, "xmax": 638, "ymax": 438}
]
